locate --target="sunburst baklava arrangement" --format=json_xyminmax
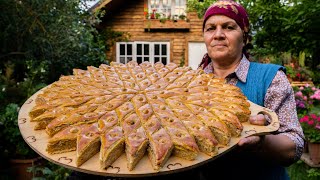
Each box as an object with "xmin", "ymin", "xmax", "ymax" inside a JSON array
[{"xmin": 29, "ymin": 61, "xmax": 250, "ymax": 171}]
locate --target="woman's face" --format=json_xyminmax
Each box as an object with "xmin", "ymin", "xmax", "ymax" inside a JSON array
[{"xmin": 203, "ymin": 15, "xmax": 244, "ymax": 63}]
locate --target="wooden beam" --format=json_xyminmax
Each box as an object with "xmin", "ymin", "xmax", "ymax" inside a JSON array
[{"xmin": 90, "ymin": 0, "xmax": 112, "ymax": 12}]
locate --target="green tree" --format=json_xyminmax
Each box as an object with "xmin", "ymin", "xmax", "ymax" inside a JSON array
[
  {"xmin": 0, "ymin": 0, "xmax": 107, "ymax": 82},
  {"xmin": 247, "ymin": 0, "xmax": 320, "ymax": 67},
  {"xmin": 0, "ymin": 0, "xmax": 109, "ymax": 108}
]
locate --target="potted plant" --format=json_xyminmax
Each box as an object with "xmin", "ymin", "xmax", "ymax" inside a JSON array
[
  {"xmin": 172, "ymin": 14, "xmax": 179, "ymax": 22},
  {"xmin": 299, "ymin": 114, "xmax": 320, "ymax": 164},
  {"xmin": 0, "ymin": 103, "xmax": 42, "ymax": 180},
  {"xmin": 179, "ymin": 14, "xmax": 186, "ymax": 21}
]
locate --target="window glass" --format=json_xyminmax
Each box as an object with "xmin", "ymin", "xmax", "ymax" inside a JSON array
[
  {"xmin": 120, "ymin": 57, "xmax": 125, "ymax": 64},
  {"xmin": 161, "ymin": 57, "xmax": 167, "ymax": 65},
  {"xmin": 144, "ymin": 44, "xmax": 149, "ymax": 55},
  {"xmin": 137, "ymin": 44, "xmax": 142, "ymax": 55},
  {"xmin": 161, "ymin": 44, "xmax": 167, "ymax": 55},
  {"xmin": 127, "ymin": 44, "xmax": 132, "ymax": 55},
  {"xmin": 117, "ymin": 42, "xmax": 169, "ymax": 65},
  {"xmin": 120, "ymin": 44, "xmax": 125, "ymax": 55},
  {"xmin": 148, "ymin": 0, "xmax": 185, "ymax": 18},
  {"xmin": 174, "ymin": 0, "xmax": 186, "ymax": 15},
  {"xmin": 137, "ymin": 57, "xmax": 142, "ymax": 64},
  {"xmin": 155, "ymin": 44, "xmax": 160, "ymax": 55}
]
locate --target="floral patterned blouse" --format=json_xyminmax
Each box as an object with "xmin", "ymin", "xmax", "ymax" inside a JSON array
[{"xmin": 202, "ymin": 56, "xmax": 305, "ymax": 160}]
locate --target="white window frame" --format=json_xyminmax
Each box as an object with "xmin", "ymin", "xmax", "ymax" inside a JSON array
[
  {"xmin": 117, "ymin": 42, "xmax": 134, "ymax": 64},
  {"xmin": 116, "ymin": 42, "xmax": 170, "ymax": 64},
  {"xmin": 148, "ymin": 0, "xmax": 186, "ymax": 18}
]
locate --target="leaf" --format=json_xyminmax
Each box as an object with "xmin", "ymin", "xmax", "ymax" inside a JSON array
[{"xmin": 42, "ymin": 167, "xmax": 53, "ymax": 175}]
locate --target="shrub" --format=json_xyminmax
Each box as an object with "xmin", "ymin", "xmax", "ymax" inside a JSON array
[
  {"xmin": 299, "ymin": 114, "xmax": 320, "ymax": 143},
  {"xmin": 0, "ymin": 103, "xmax": 37, "ymax": 159}
]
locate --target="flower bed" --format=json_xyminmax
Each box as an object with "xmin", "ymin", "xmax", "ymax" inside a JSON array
[
  {"xmin": 294, "ymin": 84, "xmax": 320, "ymax": 116},
  {"xmin": 299, "ymin": 114, "xmax": 320, "ymax": 143}
]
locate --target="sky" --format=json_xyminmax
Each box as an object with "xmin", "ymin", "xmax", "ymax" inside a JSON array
[{"xmin": 85, "ymin": 0, "xmax": 100, "ymax": 7}]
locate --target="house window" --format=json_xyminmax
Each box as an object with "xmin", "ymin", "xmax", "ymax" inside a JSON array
[
  {"xmin": 148, "ymin": 0, "xmax": 186, "ymax": 18},
  {"xmin": 116, "ymin": 42, "xmax": 170, "ymax": 65},
  {"xmin": 118, "ymin": 43, "xmax": 134, "ymax": 64}
]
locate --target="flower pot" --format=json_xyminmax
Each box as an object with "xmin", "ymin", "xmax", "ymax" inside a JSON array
[
  {"xmin": 9, "ymin": 157, "xmax": 43, "ymax": 180},
  {"xmin": 308, "ymin": 142, "xmax": 320, "ymax": 164}
]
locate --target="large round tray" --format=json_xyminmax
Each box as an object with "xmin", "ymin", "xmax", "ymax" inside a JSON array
[{"xmin": 18, "ymin": 87, "xmax": 279, "ymax": 177}]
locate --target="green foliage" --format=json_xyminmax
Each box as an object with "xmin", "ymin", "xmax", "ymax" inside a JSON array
[
  {"xmin": 0, "ymin": 59, "xmax": 48, "ymax": 111},
  {"xmin": 98, "ymin": 28, "xmax": 131, "ymax": 53},
  {"xmin": 187, "ymin": 0, "xmax": 216, "ymax": 18},
  {"xmin": 307, "ymin": 168, "xmax": 320, "ymax": 178},
  {"xmin": 287, "ymin": 160, "xmax": 320, "ymax": 180},
  {"xmin": 27, "ymin": 161, "xmax": 71, "ymax": 180},
  {"xmin": 0, "ymin": 0, "xmax": 107, "ymax": 83},
  {"xmin": 0, "ymin": 103, "xmax": 37, "ymax": 159},
  {"xmin": 285, "ymin": 64, "xmax": 314, "ymax": 81},
  {"xmin": 245, "ymin": 0, "xmax": 320, "ymax": 68}
]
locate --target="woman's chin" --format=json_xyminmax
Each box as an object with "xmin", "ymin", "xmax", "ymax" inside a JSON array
[{"xmin": 209, "ymin": 53, "xmax": 230, "ymax": 61}]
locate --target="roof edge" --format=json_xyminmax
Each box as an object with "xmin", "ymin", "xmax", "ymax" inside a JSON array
[{"xmin": 89, "ymin": 0, "xmax": 112, "ymax": 12}]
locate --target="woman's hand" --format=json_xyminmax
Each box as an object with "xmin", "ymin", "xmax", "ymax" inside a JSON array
[
  {"xmin": 248, "ymin": 113, "xmax": 267, "ymax": 126},
  {"xmin": 238, "ymin": 114, "xmax": 266, "ymax": 148},
  {"xmin": 237, "ymin": 114, "xmax": 296, "ymax": 165}
]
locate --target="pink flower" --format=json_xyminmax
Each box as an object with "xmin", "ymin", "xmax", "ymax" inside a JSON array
[
  {"xmin": 295, "ymin": 91, "xmax": 303, "ymax": 97},
  {"xmin": 308, "ymin": 120, "xmax": 314, "ymax": 125},
  {"xmin": 311, "ymin": 114, "xmax": 317, "ymax": 119},
  {"xmin": 300, "ymin": 116, "xmax": 309, "ymax": 123},
  {"xmin": 299, "ymin": 86, "xmax": 304, "ymax": 90},
  {"xmin": 305, "ymin": 84, "xmax": 310, "ymax": 87},
  {"xmin": 303, "ymin": 96, "xmax": 307, "ymax": 101},
  {"xmin": 312, "ymin": 90, "xmax": 320, "ymax": 100},
  {"xmin": 300, "ymin": 114, "xmax": 320, "ymax": 142},
  {"xmin": 297, "ymin": 102, "xmax": 305, "ymax": 108},
  {"xmin": 312, "ymin": 87, "xmax": 316, "ymax": 91}
]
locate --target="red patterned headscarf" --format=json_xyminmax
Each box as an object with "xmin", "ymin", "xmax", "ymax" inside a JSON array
[{"xmin": 200, "ymin": 0, "xmax": 250, "ymax": 69}]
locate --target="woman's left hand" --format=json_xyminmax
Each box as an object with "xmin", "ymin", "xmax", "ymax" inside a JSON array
[{"xmin": 238, "ymin": 114, "xmax": 266, "ymax": 148}]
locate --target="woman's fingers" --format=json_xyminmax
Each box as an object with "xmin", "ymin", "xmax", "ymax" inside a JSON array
[
  {"xmin": 249, "ymin": 114, "xmax": 266, "ymax": 126},
  {"xmin": 238, "ymin": 136, "xmax": 261, "ymax": 147}
]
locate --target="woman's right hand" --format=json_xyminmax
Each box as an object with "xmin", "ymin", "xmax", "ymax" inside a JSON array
[
  {"xmin": 237, "ymin": 114, "xmax": 266, "ymax": 148},
  {"xmin": 248, "ymin": 114, "xmax": 267, "ymax": 126}
]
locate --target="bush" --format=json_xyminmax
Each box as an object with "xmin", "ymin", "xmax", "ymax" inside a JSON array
[{"xmin": 0, "ymin": 103, "xmax": 37, "ymax": 159}]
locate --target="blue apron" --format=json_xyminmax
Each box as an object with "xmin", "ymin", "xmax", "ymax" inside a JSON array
[{"xmin": 201, "ymin": 62, "xmax": 289, "ymax": 180}]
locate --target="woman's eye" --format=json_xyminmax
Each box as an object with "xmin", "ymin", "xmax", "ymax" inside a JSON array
[
  {"xmin": 227, "ymin": 26, "xmax": 234, "ymax": 30},
  {"xmin": 206, "ymin": 27, "xmax": 215, "ymax": 31}
]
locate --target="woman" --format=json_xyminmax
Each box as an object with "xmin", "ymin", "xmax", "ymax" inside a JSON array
[{"xmin": 198, "ymin": 0, "xmax": 304, "ymax": 179}]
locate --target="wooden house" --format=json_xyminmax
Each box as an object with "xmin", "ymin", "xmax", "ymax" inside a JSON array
[{"xmin": 92, "ymin": 0, "xmax": 207, "ymax": 69}]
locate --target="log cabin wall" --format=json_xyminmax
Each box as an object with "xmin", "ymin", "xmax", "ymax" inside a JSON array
[{"xmin": 101, "ymin": 0, "xmax": 204, "ymax": 66}]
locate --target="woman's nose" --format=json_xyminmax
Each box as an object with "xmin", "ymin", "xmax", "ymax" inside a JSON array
[{"xmin": 213, "ymin": 27, "xmax": 225, "ymax": 40}]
